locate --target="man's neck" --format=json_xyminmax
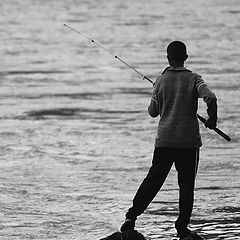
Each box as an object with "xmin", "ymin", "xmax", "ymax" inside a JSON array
[{"xmin": 169, "ymin": 61, "xmax": 184, "ymax": 68}]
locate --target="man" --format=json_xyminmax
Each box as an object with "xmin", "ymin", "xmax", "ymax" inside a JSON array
[{"xmin": 120, "ymin": 41, "xmax": 217, "ymax": 240}]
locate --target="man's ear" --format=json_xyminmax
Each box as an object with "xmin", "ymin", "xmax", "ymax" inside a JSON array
[
  {"xmin": 167, "ymin": 55, "xmax": 172, "ymax": 62},
  {"xmin": 184, "ymin": 54, "xmax": 188, "ymax": 61}
]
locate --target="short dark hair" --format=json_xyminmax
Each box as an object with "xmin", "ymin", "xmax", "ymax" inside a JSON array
[{"xmin": 167, "ymin": 41, "xmax": 188, "ymax": 62}]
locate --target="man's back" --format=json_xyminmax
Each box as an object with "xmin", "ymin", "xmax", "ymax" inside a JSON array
[{"xmin": 149, "ymin": 67, "xmax": 203, "ymax": 148}]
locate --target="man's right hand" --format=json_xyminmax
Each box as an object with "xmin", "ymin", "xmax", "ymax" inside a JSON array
[{"xmin": 205, "ymin": 118, "xmax": 217, "ymax": 129}]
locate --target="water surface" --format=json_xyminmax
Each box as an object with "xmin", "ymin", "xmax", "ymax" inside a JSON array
[{"xmin": 0, "ymin": 0, "xmax": 239, "ymax": 239}]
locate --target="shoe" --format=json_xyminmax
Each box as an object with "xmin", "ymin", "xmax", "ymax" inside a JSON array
[
  {"xmin": 120, "ymin": 219, "xmax": 135, "ymax": 232},
  {"xmin": 179, "ymin": 231, "xmax": 204, "ymax": 240}
]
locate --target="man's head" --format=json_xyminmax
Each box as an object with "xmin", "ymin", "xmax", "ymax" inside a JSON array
[{"xmin": 167, "ymin": 41, "xmax": 188, "ymax": 64}]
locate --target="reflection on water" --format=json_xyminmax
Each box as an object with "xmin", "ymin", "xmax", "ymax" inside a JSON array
[{"xmin": 0, "ymin": 0, "xmax": 240, "ymax": 239}]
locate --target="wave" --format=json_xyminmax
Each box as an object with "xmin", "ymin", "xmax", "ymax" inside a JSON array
[
  {"xmin": 9, "ymin": 92, "xmax": 106, "ymax": 100},
  {"xmin": 226, "ymin": 10, "xmax": 240, "ymax": 14},
  {"xmin": 3, "ymin": 87, "xmax": 152, "ymax": 101},
  {"xmin": 18, "ymin": 107, "xmax": 142, "ymax": 120},
  {"xmin": 1, "ymin": 70, "xmax": 69, "ymax": 76},
  {"xmin": 115, "ymin": 87, "xmax": 151, "ymax": 96},
  {"xmin": 213, "ymin": 206, "xmax": 240, "ymax": 213}
]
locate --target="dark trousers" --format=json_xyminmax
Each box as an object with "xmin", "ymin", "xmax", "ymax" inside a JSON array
[{"xmin": 125, "ymin": 147, "xmax": 199, "ymax": 235}]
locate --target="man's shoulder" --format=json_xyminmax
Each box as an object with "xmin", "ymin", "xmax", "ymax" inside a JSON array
[
  {"xmin": 191, "ymin": 72, "xmax": 204, "ymax": 84},
  {"xmin": 155, "ymin": 67, "xmax": 202, "ymax": 86},
  {"xmin": 162, "ymin": 66, "xmax": 192, "ymax": 74},
  {"xmin": 158, "ymin": 67, "xmax": 197, "ymax": 81}
]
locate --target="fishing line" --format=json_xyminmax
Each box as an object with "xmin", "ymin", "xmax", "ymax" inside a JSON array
[
  {"xmin": 64, "ymin": 23, "xmax": 231, "ymax": 142},
  {"xmin": 63, "ymin": 23, "xmax": 153, "ymax": 84}
]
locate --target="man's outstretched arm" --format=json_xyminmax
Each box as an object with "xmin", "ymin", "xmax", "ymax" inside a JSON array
[{"xmin": 148, "ymin": 85, "xmax": 159, "ymax": 118}]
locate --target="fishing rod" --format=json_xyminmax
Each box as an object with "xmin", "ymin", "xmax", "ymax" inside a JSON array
[
  {"xmin": 63, "ymin": 24, "xmax": 153, "ymax": 84},
  {"xmin": 64, "ymin": 23, "xmax": 231, "ymax": 142},
  {"xmin": 197, "ymin": 114, "xmax": 231, "ymax": 141}
]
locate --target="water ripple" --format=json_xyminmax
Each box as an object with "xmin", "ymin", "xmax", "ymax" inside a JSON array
[{"xmin": 18, "ymin": 107, "xmax": 142, "ymax": 120}]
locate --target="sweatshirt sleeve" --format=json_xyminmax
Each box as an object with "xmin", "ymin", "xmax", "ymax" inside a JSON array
[
  {"xmin": 148, "ymin": 80, "xmax": 160, "ymax": 118},
  {"xmin": 195, "ymin": 74, "xmax": 218, "ymax": 121},
  {"xmin": 195, "ymin": 74, "xmax": 217, "ymax": 103}
]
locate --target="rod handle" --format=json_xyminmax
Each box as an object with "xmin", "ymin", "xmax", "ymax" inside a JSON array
[{"xmin": 197, "ymin": 114, "xmax": 231, "ymax": 141}]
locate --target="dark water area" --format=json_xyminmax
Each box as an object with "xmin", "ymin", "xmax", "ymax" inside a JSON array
[{"xmin": 0, "ymin": 0, "xmax": 240, "ymax": 239}]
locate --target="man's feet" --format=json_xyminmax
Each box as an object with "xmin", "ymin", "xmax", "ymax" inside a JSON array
[
  {"xmin": 120, "ymin": 219, "xmax": 135, "ymax": 232},
  {"xmin": 179, "ymin": 231, "xmax": 204, "ymax": 240}
]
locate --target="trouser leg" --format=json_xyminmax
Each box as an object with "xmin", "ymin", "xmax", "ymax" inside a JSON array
[
  {"xmin": 126, "ymin": 147, "xmax": 174, "ymax": 220},
  {"xmin": 174, "ymin": 148, "xmax": 199, "ymax": 236}
]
